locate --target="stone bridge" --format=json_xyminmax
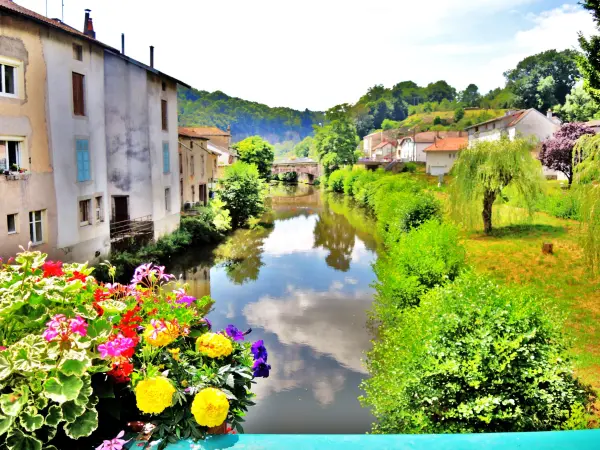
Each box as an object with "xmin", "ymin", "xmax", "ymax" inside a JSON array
[{"xmin": 272, "ymin": 158, "xmax": 321, "ymax": 183}]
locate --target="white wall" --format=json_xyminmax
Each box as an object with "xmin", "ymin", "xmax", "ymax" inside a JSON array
[
  {"xmin": 43, "ymin": 31, "xmax": 110, "ymax": 263},
  {"xmin": 426, "ymin": 151, "xmax": 459, "ymax": 175},
  {"xmin": 399, "ymin": 139, "xmax": 414, "ymax": 161}
]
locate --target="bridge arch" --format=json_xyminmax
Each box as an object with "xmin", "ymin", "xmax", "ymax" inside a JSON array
[{"xmin": 272, "ymin": 158, "xmax": 321, "ymax": 184}]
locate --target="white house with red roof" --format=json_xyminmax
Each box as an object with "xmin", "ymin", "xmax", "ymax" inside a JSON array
[{"xmin": 423, "ymin": 137, "xmax": 468, "ymax": 175}]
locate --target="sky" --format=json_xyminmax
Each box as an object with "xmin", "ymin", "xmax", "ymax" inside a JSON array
[{"xmin": 15, "ymin": 0, "xmax": 599, "ymax": 111}]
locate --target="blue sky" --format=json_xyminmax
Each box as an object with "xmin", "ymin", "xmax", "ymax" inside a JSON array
[{"xmin": 16, "ymin": 0, "xmax": 598, "ymax": 110}]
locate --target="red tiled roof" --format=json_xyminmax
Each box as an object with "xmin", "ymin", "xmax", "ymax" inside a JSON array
[
  {"xmin": 414, "ymin": 131, "xmax": 463, "ymax": 143},
  {"xmin": 178, "ymin": 128, "xmax": 209, "ymax": 139},
  {"xmin": 0, "ymin": 0, "xmax": 116, "ymax": 50},
  {"xmin": 179, "ymin": 126, "xmax": 230, "ymax": 137},
  {"xmin": 464, "ymin": 110, "xmax": 527, "ymax": 130},
  {"xmin": 373, "ymin": 140, "xmax": 397, "ymax": 150},
  {"xmin": 423, "ymin": 137, "xmax": 468, "ymax": 152}
]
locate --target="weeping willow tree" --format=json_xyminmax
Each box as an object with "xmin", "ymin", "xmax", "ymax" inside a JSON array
[
  {"xmin": 573, "ymin": 134, "xmax": 600, "ymax": 272},
  {"xmin": 449, "ymin": 137, "xmax": 545, "ymax": 234}
]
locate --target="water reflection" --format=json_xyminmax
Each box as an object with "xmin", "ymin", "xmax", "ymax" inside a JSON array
[{"xmin": 168, "ymin": 185, "xmax": 378, "ymax": 433}]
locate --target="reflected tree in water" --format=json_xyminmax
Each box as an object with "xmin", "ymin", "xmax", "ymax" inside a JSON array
[{"xmin": 313, "ymin": 201, "xmax": 356, "ymax": 272}]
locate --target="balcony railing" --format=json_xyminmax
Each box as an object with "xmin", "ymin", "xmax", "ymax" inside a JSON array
[{"xmin": 110, "ymin": 215, "xmax": 153, "ymax": 243}]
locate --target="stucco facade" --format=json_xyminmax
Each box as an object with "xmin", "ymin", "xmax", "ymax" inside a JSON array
[
  {"xmin": 179, "ymin": 134, "xmax": 218, "ymax": 207},
  {"xmin": 425, "ymin": 151, "xmax": 459, "ymax": 175},
  {"xmin": 0, "ymin": 14, "xmax": 59, "ymax": 259}
]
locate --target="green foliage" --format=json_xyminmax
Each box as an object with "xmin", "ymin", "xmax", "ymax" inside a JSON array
[
  {"xmin": 293, "ymin": 136, "xmax": 314, "ymax": 158},
  {"xmin": 381, "ymin": 119, "xmax": 401, "ymax": 130},
  {"xmin": 432, "ymin": 116, "xmax": 442, "ymax": 125},
  {"xmin": 232, "ymin": 136, "xmax": 275, "ymax": 179},
  {"xmin": 314, "ymin": 105, "xmax": 359, "ymax": 175},
  {"xmin": 377, "ymin": 193, "xmax": 442, "ymax": 238},
  {"xmin": 578, "ymin": 2, "xmax": 600, "ymax": 103},
  {"xmin": 459, "ymin": 84, "xmax": 481, "ymax": 107},
  {"xmin": 537, "ymin": 188, "xmax": 581, "ymax": 220},
  {"xmin": 219, "ymin": 162, "xmax": 266, "ymax": 228},
  {"xmin": 326, "ymin": 168, "xmax": 350, "ymax": 193},
  {"xmin": 362, "ymin": 273, "xmax": 593, "ymax": 434},
  {"xmin": 449, "ymin": 137, "xmax": 545, "ymax": 233},
  {"xmin": 178, "ymin": 87, "xmax": 324, "ymax": 144},
  {"xmin": 555, "ymin": 83, "xmax": 600, "ymax": 122},
  {"xmin": 453, "ymin": 107, "xmax": 465, "ymax": 122},
  {"xmin": 404, "ymin": 162, "xmax": 417, "ymax": 173}
]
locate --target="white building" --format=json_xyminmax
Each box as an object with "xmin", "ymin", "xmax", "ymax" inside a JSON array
[
  {"xmin": 423, "ymin": 137, "xmax": 468, "ymax": 175},
  {"xmin": 399, "ymin": 131, "xmax": 465, "ymax": 162},
  {"xmin": 370, "ymin": 140, "xmax": 397, "ymax": 161},
  {"xmin": 466, "ymin": 109, "xmax": 563, "ymax": 179},
  {"xmin": 363, "ymin": 129, "xmax": 398, "ymax": 159}
]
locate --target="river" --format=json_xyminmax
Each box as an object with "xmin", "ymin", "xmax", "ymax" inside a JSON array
[{"xmin": 170, "ymin": 184, "xmax": 379, "ymax": 433}]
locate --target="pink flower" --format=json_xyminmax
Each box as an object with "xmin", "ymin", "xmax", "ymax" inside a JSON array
[
  {"xmin": 69, "ymin": 316, "xmax": 88, "ymax": 337},
  {"xmin": 43, "ymin": 314, "xmax": 67, "ymax": 342},
  {"xmin": 131, "ymin": 263, "xmax": 174, "ymax": 285},
  {"xmin": 97, "ymin": 334, "xmax": 136, "ymax": 359},
  {"xmin": 95, "ymin": 430, "xmax": 130, "ymax": 450}
]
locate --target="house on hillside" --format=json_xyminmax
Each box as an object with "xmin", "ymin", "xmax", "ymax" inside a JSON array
[
  {"xmin": 399, "ymin": 131, "xmax": 466, "ymax": 162},
  {"xmin": 178, "ymin": 129, "xmax": 218, "ymax": 209},
  {"xmin": 363, "ymin": 130, "xmax": 398, "ymax": 158},
  {"xmin": 424, "ymin": 137, "xmax": 468, "ymax": 175},
  {"xmin": 466, "ymin": 108, "xmax": 563, "ymax": 179},
  {"xmin": 371, "ymin": 140, "xmax": 397, "ymax": 161},
  {"xmin": 179, "ymin": 126, "xmax": 237, "ymax": 180},
  {"xmin": 0, "ymin": 1, "xmax": 188, "ymax": 262}
]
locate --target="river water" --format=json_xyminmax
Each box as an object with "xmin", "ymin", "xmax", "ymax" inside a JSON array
[{"xmin": 170, "ymin": 184, "xmax": 379, "ymax": 433}]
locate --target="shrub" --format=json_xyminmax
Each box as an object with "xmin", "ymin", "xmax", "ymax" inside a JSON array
[
  {"xmin": 377, "ymin": 192, "xmax": 442, "ymax": 238},
  {"xmin": 326, "ymin": 168, "xmax": 349, "ymax": 193},
  {"xmin": 373, "ymin": 220, "xmax": 465, "ymax": 317},
  {"xmin": 351, "ymin": 170, "xmax": 379, "ymax": 203},
  {"xmin": 362, "ymin": 273, "xmax": 593, "ymax": 434},
  {"xmin": 343, "ymin": 169, "xmax": 364, "ymax": 195},
  {"xmin": 403, "ymin": 162, "xmax": 417, "ymax": 173},
  {"xmin": 538, "ymin": 189, "xmax": 581, "ymax": 220},
  {"xmin": 219, "ymin": 162, "xmax": 266, "ymax": 228}
]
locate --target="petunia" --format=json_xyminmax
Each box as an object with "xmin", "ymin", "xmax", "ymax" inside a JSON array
[
  {"xmin": 176, "ymin": 295, "xmax": 196, "ymax": 307},
  {"xmin": 225, "ymin": 324, "xmax": 244, "ymax": 341},
  {"xmin": 251, "ymin": 340, "xmax": 268, "ymax": 361},
  {"xmin": 252, "ymin": 358, "xmax": 271, "ymax": 378}
]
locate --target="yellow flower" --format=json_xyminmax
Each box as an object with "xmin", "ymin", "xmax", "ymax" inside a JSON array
[
  {"xmin": 196, "ymin": 333, "xmax": 233, "ymax": 358},
  {"xmin": 168, "ymin": 348, "xmax": 180, "ymax": 361},
  {"xmin": 181, "ymin": 380, "xmax": 189, "ymax": 387},
  {"xmin": 191, "ymin": 388, "xmax": 229, "ymax": 427},
  {"xmin": 143, "ymin": 320, "xmax": 179, "ymax": 347},
  {"xmin": 135, "ymin": 377, "xmax": 175, "ymax": 415}
]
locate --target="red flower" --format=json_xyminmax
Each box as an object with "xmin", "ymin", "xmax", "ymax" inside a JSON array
[
  {"xmin": 68, "ymin": 271, "xmax": 87, "ymax": 283},
  {"xmin": 107, "ymin": 359, "xmax": 134, "ymax": 383},
  {"xmin": 93, "ymin": 288, "xmax": 110, "ymax": 316},
  {"xmin": 42, "ymin": 261, "xmax": 64, "ymax": 278}
]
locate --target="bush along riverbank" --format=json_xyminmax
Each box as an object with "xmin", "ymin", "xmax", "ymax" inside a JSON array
[
  {"xmin": 0, "ymin": 250, "xmax": 270, "ymax": 449},
  {"xmin": 324, "ymin": 167, "xmax": 596, "ymax": 433}
]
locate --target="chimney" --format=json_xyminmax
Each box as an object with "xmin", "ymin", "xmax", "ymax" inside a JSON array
[
  {"xmin": 150, "ymin": 46, "xmax": 154, "ymax": 68},
  {"xmin": 547, "ymin": 109, "xmax": 553, "ymax": 119},
  {"xmin": 83, "ymin": 9, "xmax": 95, "ymax": 38},
  {"xmin": 121, "ymin": 33, "xmax": 125, "ymax": 55},
  {"xmin": 227, "ymin": 124, "xmax": 231, "ymax": 133}
]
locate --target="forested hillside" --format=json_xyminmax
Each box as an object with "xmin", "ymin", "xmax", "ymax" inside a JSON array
[{"xmin": 178, "ymin": 87, "xmax": 324, "ymax": 144}]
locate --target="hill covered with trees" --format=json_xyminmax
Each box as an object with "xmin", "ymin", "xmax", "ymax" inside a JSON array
[{"xmin": 178, "ymin": 87, "xmax": 324, "ymax": 144}]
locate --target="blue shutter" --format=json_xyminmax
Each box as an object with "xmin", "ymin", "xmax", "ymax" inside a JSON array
[
  {"xmin": 76, "ymin": 139, "xmax": 90, "ymax": 182},
  {"xmin": 163, "ymin": 143, "xmax": 170, "ymax": 173}
]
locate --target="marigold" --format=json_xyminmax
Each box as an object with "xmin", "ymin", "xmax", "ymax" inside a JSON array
[
  {"xmin": 143, "ymin": 320, "xmax": 179, "ymax": 347},
  {"xmin": 135, "ymin": 377, "xmax": 175, "ymax": 415},
  {"xmin": 196, "ymin": 333, "xmax": 233, "ymax": 358},
  {"xmin": 191, "ymin": 388, "xmax": 229, "ymax": 427}
]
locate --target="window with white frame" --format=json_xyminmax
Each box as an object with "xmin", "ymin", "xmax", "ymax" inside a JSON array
[
  {"xmin": 95, "ymin": 196, "xmax": 104, "ymax": 222},
  {"xmin": 79, "ymin": 200, "xmax": 91, "ymax": 226},
  {"xmin": 0, "ymin": 62, "xmax": 17, "ymax": 97},
  {"xmin": 0, "ymin": 140, "xmax": 22, "ymax": 171},
  {"xmin": 76, "ymin": 139, "xmax": 91, "ymax": 182},
  {"xmin": 29, "ymin": 210, "xmax": 44, "ymax": 244},
  {"xmin": 7, "ymin": 213, "xmax": 17, "ymax": 234}
]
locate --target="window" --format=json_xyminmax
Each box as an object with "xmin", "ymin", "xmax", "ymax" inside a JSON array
[
  {"xmin": 200, "ymin": 155, "xmax": 205, "ymax": 178},
  {"xmin": 79, "ymin": 200, "xmax": 91, "ymax": 226},
  {"xmin": 76, "ymin": 139, "xmax": 91, "ymax": 181},
  {"xmin": 449, "ymin": 154, "xmax": 452, "ymax": 159},
  {"xmin": 190, "ymin": 155, "xmax": 195, "ymax": 176},
  {"xmin": 161, "ymin": 100, "xmax": 168, "ymax": 130},
  {"xmin": 72, "ymin": 72, "xmax": 85, "ymax": 116},
  {"xmin": 0, "ymin": 140, "xmax": 21, "ymax": 171},
  {"xmin": 475, "ymin": 126, "xmax": 479, "ymax": 132},
  {"xmin": 180, "ymin": 180, "xmax": 183, "ymax": 198},
  {"xmin": 0, "ymin": 63, "xmax": 16, "ymax": 96},
  {"xmin": 191, "ymin": 185, "xmax": 195, "ymax": 203},
  {"xmin": 73, "ymin": 43, "xmax": 83, "ymax": 61},
  {"xmin": 162, "ymin": 81, "xmax": 166, "ymax": 91},
  {"xmin": 179, "ymin": 153, "xmax": 183, "ymax": 174},
  {"xmin": 162, "ymin": 142, "xmax": 170, "ymax": 173},
  {"xmin": 7, "ymin": 214, "xmax": 17, "ymax": 234},
  {"xmin": 165, "ymin": 188, "xmax": 171, "ymax": 212},
  {"xmin": 29, "ymin": 210, "xmax": 43, "ymax": 244},
  {"xmin": 492, "ymin": 123, "xmax": 496, "ymax": 129},
  {"xmin": 95, "ymin": 196, "xmax": 104, "ymax": 222}
]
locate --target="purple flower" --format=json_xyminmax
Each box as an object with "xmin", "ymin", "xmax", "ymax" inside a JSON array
[
  {"xmin": 201, "ymin": 318, "xmax": 212, "ymax": 331},
  {"xmin": 131, "ymin": 263, "xmax": 174, "ymax": 285},
  {"xmin": 176, "ymin": 295, "xmax": 196, "ymax": 307},
  {"xmin": 252, "ymin": 358, "xmax": 271, "ymax": 378},
  {"xmin": 251, "ymin": 340, "xmax": 268, "ymax": 361},
  {"xmin": 98, "ymin": 334, "xmax": 136, "ymax": 359},
  {"xmin": 96, "ymin": 430, "xmax": 130, "ymax": 450},
  {"xmin": 225, "ymin": 324, "xmax": 244, "ymax": 341}
]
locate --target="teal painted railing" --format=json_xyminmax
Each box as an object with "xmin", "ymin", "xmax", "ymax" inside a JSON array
[{"xmin": 132, "ymin": 429, "xmax": 600, "ymax": 449}]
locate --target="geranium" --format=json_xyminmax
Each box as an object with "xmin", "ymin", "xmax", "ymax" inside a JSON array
[
  {"xmin": 68, "ymin": 271, "xmax": 88, "ymax": 283},
  {"xmin": 135, "ymin": 377, "xmax": 176, "ymax": 415},
  {"xmin": 225, "ymin": 324, "xmax": 244, "ymax": 341},
  {"xmin": 42, "ymin": 260, "xmax": 63, "ymax": 278},
  {"xmin": 252, "ymin": 358, "xmax": 271, "ymax": 378},
  {"xmin": 107, "ymin": 359, "xmax": 134, "ymax": 383},
  {"xmin": 69, "ymin": 316, "xmax": 88, "ymax": 337},
  {"xmin": 98, "ymin": 334, "xmax": 136, "ymax": 359},
  {"xmin": 42, "ymin": 314, "xmax": 88, "ymax": 341},
  {"xmin": 95, "ymin": 430, "xmax": 130, "ymax": 450},
  {"xmin": 191, "ymin": 388, "xmax": 229, "ymax": 427},
  {"xmin": 196, "ymin": 332, "xmax": 233, "ymax": 358},
  {"xmin": 131, "ymin": 263, "xmax": 174, "ymax": 286},
  {"xmin": 143, "ymin": 320, "xmax": 179, "ymax": 347},
  {"xmin": 251, "ymin": 340, "xmax": 268, "ymax": 361}
]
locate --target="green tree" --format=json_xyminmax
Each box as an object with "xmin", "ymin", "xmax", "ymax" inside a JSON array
[
  {"xmin": 314, "ymin": 104, "xmax": 360, "ymax": 176},
  {"xmin": 578, "ymin": 1, "xmax": 600, "ymax": 103},
  {"xmin": 453, "ymin": 107, "xmax": 465, "ymax": 122},
  {"xmin": 381, "ymin": 118, "xmax": 401, "ymax": 130},
  {"xmin": 232, "ymin": 136, "xmax": 275, "ymax": 179},
  {"xmin": 555, "ymin": 83, "xmax": 600, "ymax": 122},
  {"xmin": 505, "ymin": 49, "xmax": 580, "ymax": 110},
  {"xmin": 293, "ymin": 136, "xmax": 314, "ymax": 158},
  {"xmin": 433, "ymin": 116, "xmax": 442, "ymax": 125},
  {"xmin": 449, "ymin": 137, "xmax": 544, "ymax": 234},
  {"xmin": 459, "ymin": 83, "xmax": 481, "ymax": 107},
  {"xmin": 425, "ymin": 80, "xmax": 457, "ymax": 102},
  {"xmin": 536, "ymin": 75, "xmax": 558, "ymax": 110},
  {"xmin": 218, "ymin": 162, "xmax": 266, "ymax": 228}
]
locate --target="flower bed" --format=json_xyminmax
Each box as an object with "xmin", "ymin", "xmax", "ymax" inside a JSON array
[{"xmin": 0, "ymin": 250, "xmax": 269, "ymax": 449}]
